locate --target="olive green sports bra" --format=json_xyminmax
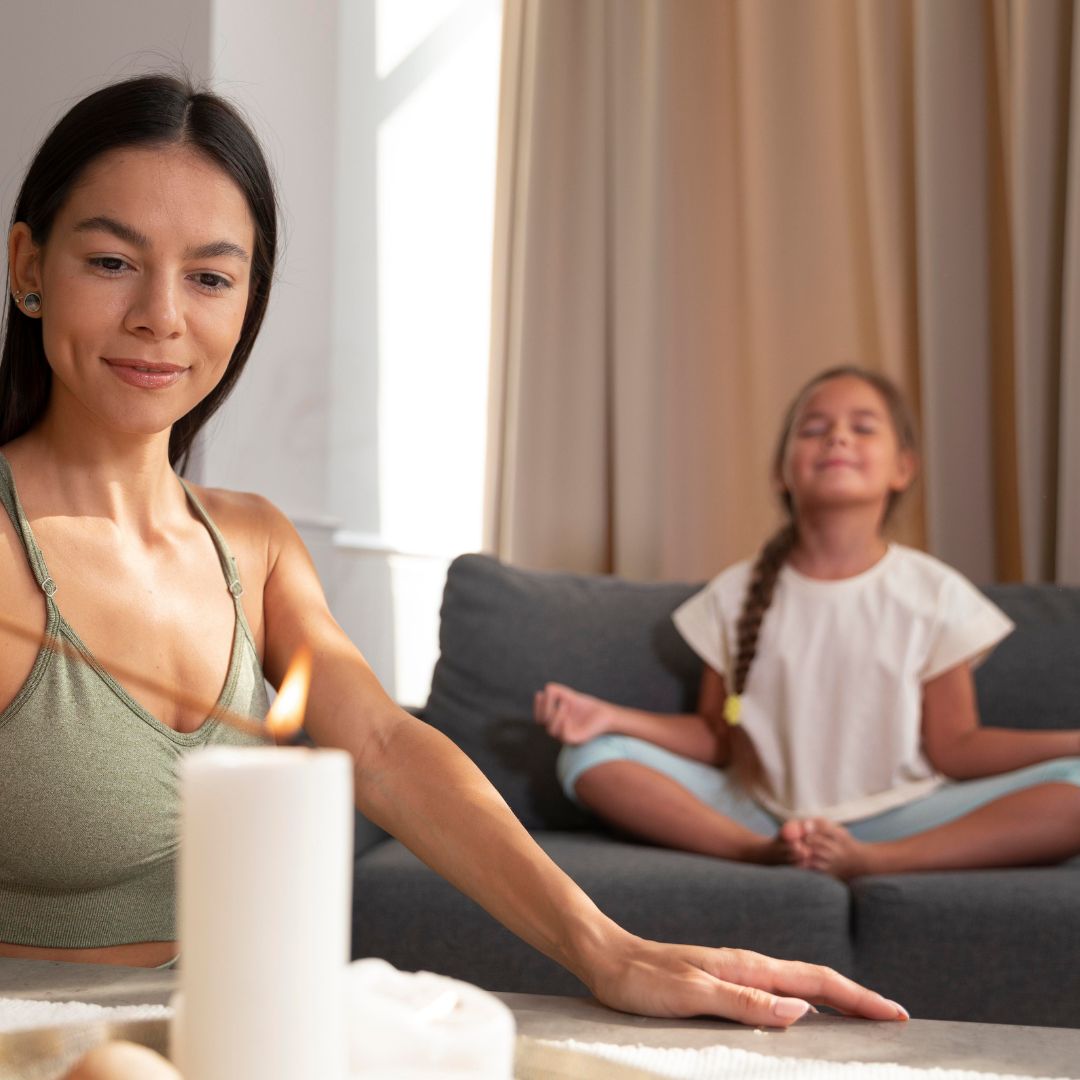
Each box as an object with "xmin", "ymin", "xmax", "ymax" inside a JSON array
[{"xmin": 0, "ymin": 452, "xmax": 269, "ymax": 949}]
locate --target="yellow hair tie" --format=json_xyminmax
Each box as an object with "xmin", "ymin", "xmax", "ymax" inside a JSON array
[{"xmin": 723, "ymin": 693, "xmax": 742, "ymax": 727}]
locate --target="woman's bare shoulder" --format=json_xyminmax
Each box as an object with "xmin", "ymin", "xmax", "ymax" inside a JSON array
[
  {"xmin": 185, "ymin": 483, "xmax": 284, "ymax": 531},
  {"xmin": 182, "ymin": 483, "xmax": 298, "ymax": 571},
  {"xmin": 190, "ymin": 486, "xmax": 282, "ymax": 527}
]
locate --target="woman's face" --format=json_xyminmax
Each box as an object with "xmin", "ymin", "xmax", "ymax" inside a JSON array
[
  {"xmin": 779, "ymin": 375, "xmax": 914, "ymax": 516},
  {"xmin": 11, "ymin": 144, "xmax": 255, "ymax": 439}
]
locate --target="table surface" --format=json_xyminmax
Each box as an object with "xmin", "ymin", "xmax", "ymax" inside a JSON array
[{"xmin": 1, "ymin": 958, "xmax": 1078, "ymax": 1078}]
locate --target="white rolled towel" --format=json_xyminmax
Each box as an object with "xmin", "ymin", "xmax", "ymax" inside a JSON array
[{"xmin": 343, "ymin": 958, "xmax": 516, "ymax": 1079}]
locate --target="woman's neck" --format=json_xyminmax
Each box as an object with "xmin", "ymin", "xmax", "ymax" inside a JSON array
[
  {"xmin": 787, "ymin": 506, "xmax": 888, "ymax": 580},
  {"xmin": 3, "ymin": 411, "xmax": 184, "ymax": 537}
]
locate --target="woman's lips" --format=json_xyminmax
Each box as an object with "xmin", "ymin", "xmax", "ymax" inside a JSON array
[{"xmin": 103, "ymin": 358, "xmax": 186, "ymax": 390}]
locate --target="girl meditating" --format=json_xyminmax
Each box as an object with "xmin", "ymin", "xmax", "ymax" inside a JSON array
[
  {"xmin": 0, "ymin": 74, "xmax": 906, "ymax": 1027},
  {"xmin": 536, "ymin": 367, "xmax": 1080, "ymax": 876}
]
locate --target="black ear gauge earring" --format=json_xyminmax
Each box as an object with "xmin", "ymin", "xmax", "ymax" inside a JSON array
[{"xmin": 12, "ymin": 290, "xmax": 42, "ymax": 313}]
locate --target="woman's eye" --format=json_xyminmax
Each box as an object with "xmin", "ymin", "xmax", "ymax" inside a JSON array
[
  {"xmin": 193, "ymin": 272, "xmax": 231, "ymax": 293},
  {"xmin": 89, "ymin": 256, "xmax": 128, "ymax": 274}
]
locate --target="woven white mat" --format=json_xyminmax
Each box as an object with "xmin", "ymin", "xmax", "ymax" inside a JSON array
[
  {"xmin": 0, "ymin": 997, "xmax": 171, "ymax": 1034},
  {"xmin": 534, "ymin": 1038, "xmax": 1077, "ymax": 1080}
]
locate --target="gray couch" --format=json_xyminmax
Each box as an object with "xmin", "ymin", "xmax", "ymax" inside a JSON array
[{"xmin": 351, "ymin": 554, "xmax": 1080, "ymax": 1027}]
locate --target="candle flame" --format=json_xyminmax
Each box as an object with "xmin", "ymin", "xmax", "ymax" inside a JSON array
[{"xmin": 266, "ymin": 646, "xmax": 313, "ymax": 739}]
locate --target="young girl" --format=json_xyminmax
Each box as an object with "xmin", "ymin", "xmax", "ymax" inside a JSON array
[{"xmin": 536, "ymin": 367, "xmax": 1080, "ymax": 877}]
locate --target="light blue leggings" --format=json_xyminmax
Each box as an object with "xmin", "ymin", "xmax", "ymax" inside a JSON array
[{"xmin": 558, "ymin": 734, "xmax": 1080, "ymax": 842}]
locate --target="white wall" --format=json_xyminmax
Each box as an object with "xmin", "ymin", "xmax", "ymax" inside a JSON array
[
  {"xmin": 329, "ymin": 0, "xmax": 501, "ymax": 704},
  {"xmin": 0, "ymin": 2, "xmax": 212, "ymax": 225},
  {"xmin": 1, "ymin": 0, "xmax": 501, "ymax": 706},
  {"xmin": 196, "ymin": 0, "xmax": 340, "ymax": 526}
]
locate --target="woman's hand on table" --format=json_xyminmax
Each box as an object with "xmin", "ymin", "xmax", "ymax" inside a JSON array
[{"xmin": 582, "ymin": 933, "xmax": 909, "ymax": 1027}]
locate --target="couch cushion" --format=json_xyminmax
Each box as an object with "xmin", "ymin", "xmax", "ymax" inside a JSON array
[
  {"xmin": 423, "ymin": 554, "xmax": 702, "ymax": 829},
  {"xmin": 353, "ymin": 832, "xmax": 854, "ymax": 992},
  {"xmin": 976, "ymin": 585, "xmax": 1080, "ymax": 731},
  {"xmin": 850, "ymin": 866, "xmax": 1080, "ymax": 1026}
]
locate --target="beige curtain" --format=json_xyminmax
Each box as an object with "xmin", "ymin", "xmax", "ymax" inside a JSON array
[{"xmin": 486, "ymin": 0, "xmax": 1080, "ymax": 585}]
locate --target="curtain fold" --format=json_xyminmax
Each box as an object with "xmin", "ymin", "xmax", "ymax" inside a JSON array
[{"xmin": 487, "ymin": 0, "xmax": 1080, "ymax": 584}]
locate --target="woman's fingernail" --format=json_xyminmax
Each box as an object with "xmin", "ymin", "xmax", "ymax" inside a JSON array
[
  {"xmin": 773, "ymin": 998, "xmax": 811, "ymax": 1021},
  {"xmin": 886, "ymin": 999, "xmax": 910, "ymax": 1020}
]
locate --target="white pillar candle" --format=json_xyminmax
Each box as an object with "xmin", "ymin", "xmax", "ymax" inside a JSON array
[{"xmin": 171, "ymin": 746, "xmax": 353, "ymax": 1080}]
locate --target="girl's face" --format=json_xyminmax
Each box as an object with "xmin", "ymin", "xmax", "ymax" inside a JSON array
[
  {"xmin": 8, "ymin": 144, "xmax": 255, "ymax": 441},
  {"xmin": 779, "ymin": 375, "xmax": 914, "ymax": 516}
]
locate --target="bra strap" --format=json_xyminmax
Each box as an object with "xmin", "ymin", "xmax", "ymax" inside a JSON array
[
  {"xmin": 178, "ymin": 478, "xmax": 245, "ymax": 600},
  {"xmin": 0, "ymin": 452, "xmax": 60, "ymax": 598}
]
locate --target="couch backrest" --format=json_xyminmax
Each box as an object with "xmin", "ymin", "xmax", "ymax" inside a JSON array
[
  {"xmin": 423, "ymin": 555, "xmax": 1080, "ymax": 831},
  {"xmin": 423, "ymin": 554, "xmax": 702, "ymax": 830},
  {"xmin": 976, "ymin": 584, "xmax": 1080, "ymax": 731}
]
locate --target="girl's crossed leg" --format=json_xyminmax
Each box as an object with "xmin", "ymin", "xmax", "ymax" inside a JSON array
[
  {"xmin": 561, "ymin": 740, "xmax": 1080, "ymax": 876},
  {"xmin": 801, "ymin": 757, "xmax": 1080, "ymax": 878},
  {"xmin": 558, "ymin": 735, "xmax": 806, "ymax": 865}
]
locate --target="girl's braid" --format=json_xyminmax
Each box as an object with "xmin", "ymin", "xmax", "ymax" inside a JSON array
[{"xmin": 731, "ymin": 522, "xmax": 797, "ymax": 697}]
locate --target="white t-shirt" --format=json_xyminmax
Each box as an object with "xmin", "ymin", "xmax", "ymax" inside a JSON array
[{"xmin": 671, "ymin": 545, "xmax": 1015, "ymax": 822}]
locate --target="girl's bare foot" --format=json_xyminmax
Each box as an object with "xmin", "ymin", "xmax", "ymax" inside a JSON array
[
  {"xmin": 803, "ymin": 819, "xmax": 877, "ymax": 879},
  {"xmin": 779, "ymin": 820, "xmax": 812, "ymax": 867},
  {"xmin": 744, "ymin": 823, "xmax": 811, "ymax": 867}
]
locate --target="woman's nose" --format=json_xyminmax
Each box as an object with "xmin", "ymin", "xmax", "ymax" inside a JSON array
[{"xmin": 124, "ymin": 273, "xmax": 185, "ymax": 340}]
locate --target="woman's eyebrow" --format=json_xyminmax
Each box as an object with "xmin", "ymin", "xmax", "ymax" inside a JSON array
[
  {"xmin": 73, "ymin": 214, "xmax": 149, "ymax": 248},
  {"xmin": 72, "ymin": 215, "xmax": 249, "ymax": 262},
  {"xmin": 188, "ymin": 239, "xmax": 250, "ymax": 262}
]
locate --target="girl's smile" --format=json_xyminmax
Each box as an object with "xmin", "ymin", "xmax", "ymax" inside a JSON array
[{"xmin": 781, "ymin": 375, "xmax": 914, "ymax": 514}]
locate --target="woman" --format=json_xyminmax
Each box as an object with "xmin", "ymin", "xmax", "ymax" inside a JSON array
[{"xmin": 0, "ymin": 74, "xmax": 906, "ymax": 1027}]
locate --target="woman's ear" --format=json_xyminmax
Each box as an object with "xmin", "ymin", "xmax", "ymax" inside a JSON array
[{"xmin": 8, "ymin": 223, "xmax": 43, "ymax": 298}]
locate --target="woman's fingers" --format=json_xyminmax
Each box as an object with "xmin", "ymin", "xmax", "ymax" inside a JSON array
[
  {"xmin": 589, "ymin": 945, "xmax": 816, "ymax": 1028},
  {"xmin": 592, "ymin": 942, "xmax": 907, "ymax": 1029},
  {"xmin": 687, "ymin": 977, "xmax": 812, "ymax": 1028},
  {"xmin": 701, "ymin": 948, "xmax": 908, "ymax": 1021}
]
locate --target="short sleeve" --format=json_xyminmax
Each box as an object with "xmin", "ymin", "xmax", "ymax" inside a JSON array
[
  {"xmin": 672, "ymin": 583, "xmax": 729, "ymax": 676},
  {"xmin": 922, "ymin": 573, "xmax": 1015, "ymax": 682}
]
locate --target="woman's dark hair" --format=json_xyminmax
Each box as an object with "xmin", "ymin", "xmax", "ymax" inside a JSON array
[
  {"xmin": 0, "ymin": 73, "xmax": 278, "ymax": 472},
  {"xmin": 730, "ymin": 366, "xmax": 919, "ymax": 701}
]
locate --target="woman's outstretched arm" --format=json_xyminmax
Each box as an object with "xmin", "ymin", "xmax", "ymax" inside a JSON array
[{"xmin": 260, "ymin": 504, "xmax": 906, "ymax": 1025}]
